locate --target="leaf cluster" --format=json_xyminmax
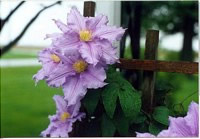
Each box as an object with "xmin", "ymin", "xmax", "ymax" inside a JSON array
[{"xmin": 80, "ymin": 67, "xmax": 173, "ymax": 137}]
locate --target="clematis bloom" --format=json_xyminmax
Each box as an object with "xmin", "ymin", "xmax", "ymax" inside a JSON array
[
  {"xmin": 33, "ymin": 48, "xmax": 62, "ymax": 84},
  {"xmin": 46, "ymin": 6, "xmax": 125, "ymax": 65},
  {"xmin": 136, "ymin": 101, "xmax": 199, "ymax": 137},
  {"xmin": 46, "ymin": 50, "xmax": 107, "ymax": 106},
  {"xmin": 41, "ymin": 95, "xmax": 85, "ymax": 137}
]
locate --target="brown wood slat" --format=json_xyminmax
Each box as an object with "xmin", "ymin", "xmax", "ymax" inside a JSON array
[
  {"xmin": 84, "ymin": 1, "xmax": 95, "ymax": 17},
  {"xmin": 142, "ymin": 30, "xmax": 159, "ymax": 113},
  {"xmin": 117, "ymin": 59, "xmax": 199, "ymax": 74}
]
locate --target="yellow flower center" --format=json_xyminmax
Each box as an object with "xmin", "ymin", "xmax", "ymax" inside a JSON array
[
  {"xmin": 79, "ymin": 30, "xmax": 92, "ymax": 41},
  {"xmin": 60, "ymin": 112, "xmax": 70, "ymax": 121},
  {"xmin": 51, "ymin": 54, "xmax": 60, "ymax": 63},
  {"xmin": 73, "ymin": 60, "xmax": 88, "ymax": 73}
]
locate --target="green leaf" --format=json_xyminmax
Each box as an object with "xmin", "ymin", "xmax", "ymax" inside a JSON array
[
  {"xmin": 149, "ymin": 121, "xmax": 168, "ymax": 136},
  {"xmin": 102, "ymin": 83, "xmax": 119, "ymax": 118},
  {"xmin": 155, "ymin": 80, "xmax": 173, "ymax": 93},
  {"xmin": 130, "ymin": 112, "xmax": 147, "ymax": 124},
  {"xmin": 101, "ymin": 114, "xmax": 116, "ymax": 137},
  {"xmin": 113, "ymin": 112, "xmax": 129, "ymax": 136},
  {"xmin": 154, "ymin": 81, "xmax": 173, "ymax": 106},
  {"xmin": 149, "ymin": 123, "xmax": 161, "ymax": 135},
  {"xmin": 152, "ymin": 106, "xmax": 169, "ymax": 126},
  {"xmin": 105, "ymin": 69, "xmax": 141, "ymax": 119},
  {"xmin": 118, "ymin": 84, "xmax": 141, "ymax": 118},
  {"xmin": 83, "ymin": 89, "xmax": 101, "ymax": 115}
]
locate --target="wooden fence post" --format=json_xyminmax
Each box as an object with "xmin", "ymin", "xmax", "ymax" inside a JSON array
[
  {"xmin": 142, "ymin": 30, "xmax": 159, "ymax": 113},
  {"xmin": 84, "ymin": 1, "xmax": 95, "ymax": 17}
]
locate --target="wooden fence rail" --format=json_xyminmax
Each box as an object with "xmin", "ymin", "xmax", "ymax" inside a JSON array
[{"xmin": 117, "ymin": 59, "xmax": 198, "ymax": 74}]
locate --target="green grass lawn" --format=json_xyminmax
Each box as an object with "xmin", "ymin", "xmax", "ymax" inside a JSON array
[
  {"xmin": 1, "ymin": 48, "xmax": 38, "ymax": 59},
  {"xmin": 1, "ymin": 66, "xmax": 63, "ymax": 137}
]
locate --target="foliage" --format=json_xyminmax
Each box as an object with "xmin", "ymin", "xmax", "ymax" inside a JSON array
[
  {"xmin": 81, "ymin": 66, "xmax": 181, "ymax": 137},
  {"xmin": 82, "ymin": 67, "xmax": 142, "ymax": 136}
]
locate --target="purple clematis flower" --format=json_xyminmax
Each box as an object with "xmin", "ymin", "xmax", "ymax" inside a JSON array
[
  {"xmin": 41, "ymin": 95, "xmax": 85, "ymax": 137},
  {"xmin": 136, "ymin": 101, "xmax": 199, "ymax": 137},
  {"xmin": 46, "ymin": 50, "xmax": 107, "ymax": 106},
  {"xmin": 33, "ymin": 47, "xmax": 63, "ymax": 84},
  {"xmin": 33, "ymin": 48, "xmax": 61, "ymax": 83},
  {"xmin": 46, "ymin": 6, "xmax": 125, "ymax": 65}
]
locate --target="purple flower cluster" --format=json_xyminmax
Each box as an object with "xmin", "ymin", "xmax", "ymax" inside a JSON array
[
  {"xmin": 136, "ymin": 101, "xmax": 199, "ymax": 137},
  {"xmin": 33, "ymin": 7, "xmax": 125, "ymax": 137}
]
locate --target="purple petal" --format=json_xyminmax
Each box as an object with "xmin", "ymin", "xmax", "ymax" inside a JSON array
[
  {"xmin": 45, "ymin": 33, "xmax": 63, "ymax": 40},
  {"xmin": 67, "ymin": 100, "xmax": 81, "ymax": 117},
  {"xmin": 157, "ymin": 129, "xmax": 173, "ymax": 137},
  {"xmin": 98, "ymin": 39, "xmax": 119, "ymax": 64},
  {"xmin": 67, "ymin": 6, "xmax": 86, "ymax": 32},
  {"xmin": 41, "ymin": 121, "xmax": 71, "ymax": 137},
  {"xmin": 33, "ymin": 68, "xmax": 45, "ymax": 84},
  {"xmin": 38, "ymin": 48, "xmax": 52, "ymax": 64},
  {"xmin": 63, "ymin": 49, "xmax": 81, "ymax": 64},
  {"xmin": 79, "ymin": 42, "xmax": 102, "ymax": 65},
  {"xmin": 80, "ymin": 65, "xmax": 107, "ymax": 89},
  {"xmin": 86, "ymin": 14, "xmax": 108, "ymax": 30},
  {"xmin": 42, "ymin": 62, "xmax": 58, "ymax": 76},
  {"xmin": 136, "ymin": 132, "xmax": 155, "ymax": 137},
  {"xmin": 93, "ymin": 25, "xmax": 125, "ymax": 42},
  {"xmin": 52, "ymin": 19, "xmax": 70, "ymax": 33},
  {"xmin": 184, "ymin": 101, "xmax": 199, "ymax": 136},
  {"xmin": 63, "ymin": 76, "xmax": 87, "ymax": 106},
  {"xmin": 46, "ymin": 32, "xmax": 80, "ymax": 51},
  {"xmin": 168, "ymin": 116, "xmax": 192, "ymax": 137},
  {"xmin": 47, "ymin": 64, "xmax": 75, "ymax": 87},
  {"xmin": 74, "ymin": 112, "xmax": 86, "ymax": 121},
  {"xmin": 53, "ymin": 95, "xmax": 67, "ymax": 113}
]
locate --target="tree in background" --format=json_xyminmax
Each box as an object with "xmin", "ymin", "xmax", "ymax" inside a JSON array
[
  {"xmin": 121, "ymin": 1, "xmax": 198, "ymax": 62},
  {"xmin": 120, "ymin": 1, "xmax": 198, "ymax": 88},
  {"xmin": 0, "ymin": 1, "xmax": 61, "ymax": 56},
  {"xmin": 142, "ymin": 1, "xmax": 198, "ymax": 62}
]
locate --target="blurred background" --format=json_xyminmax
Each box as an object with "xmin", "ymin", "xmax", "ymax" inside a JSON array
[{"xmin": 0, "ymin": 0, "xmax": 198, "ymax": 137}]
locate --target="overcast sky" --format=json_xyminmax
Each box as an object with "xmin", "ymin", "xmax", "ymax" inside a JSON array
[{"xmin": 0, "ymin": 1, "xmax": 198, "ymax": 52}]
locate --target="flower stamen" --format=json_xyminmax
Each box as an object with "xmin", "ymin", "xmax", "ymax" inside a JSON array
[
  {"xmin": 51, "ymin": 54, "xmax": 60, "ymax": 63},
  {"xmin": 60, "ymin": 112, "xmax": 70, "ymax": 121},
  {"xmin": 79, "ymin": 30, "xmax": 92, "ymax": 41},
  {"xmin": 73, "ymin": 60, "xmax": 88, "ymax": 73}
]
